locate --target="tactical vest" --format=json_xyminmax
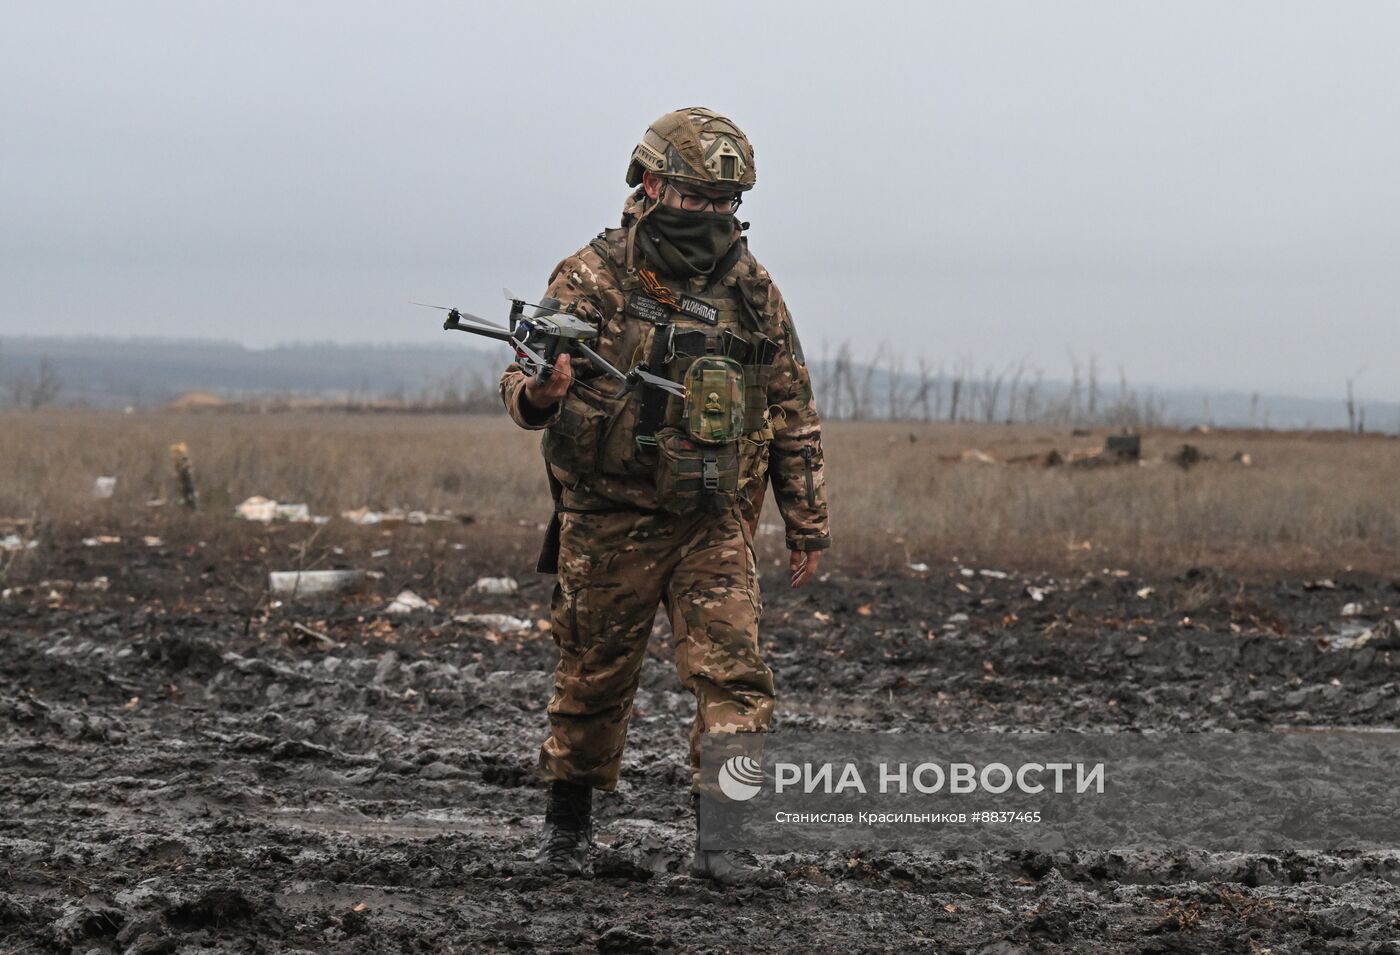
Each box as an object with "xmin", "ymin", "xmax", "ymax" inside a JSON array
[{"xmin": 540, "ymin": 229, "xmax": 780, "ymax": 513}]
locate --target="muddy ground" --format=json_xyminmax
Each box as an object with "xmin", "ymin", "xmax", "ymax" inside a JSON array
[{"xmin": 3, "ymin": 519, "xmax": 1400, "ymax": 953}]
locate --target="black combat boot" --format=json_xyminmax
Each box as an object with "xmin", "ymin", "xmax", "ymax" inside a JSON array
[
  {"xmin": 534, "ymin": 780, "xmax": 593, "ymax": 875},
  {"xmin": 688, "ymin": 793, "xmax": 782, "ymax": 888}
]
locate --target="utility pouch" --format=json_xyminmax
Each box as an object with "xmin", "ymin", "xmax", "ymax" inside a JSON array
[
  {"xmin": 653, "ymin": 356, "xmax": 745, "ymax": 514},
  {"xmin": 655, "ymin": 427, "xmax": 740, "ymax": 514},
  {"xmin": 683, "ymin": 356, "xmax": 744, "ymax": 445}
]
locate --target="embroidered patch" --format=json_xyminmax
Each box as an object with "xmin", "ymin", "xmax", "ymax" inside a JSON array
[
  {"xmin": 678, "ymin": 293, "xmax": 719, "ymax": 325},
  {"xmin": 626, "ymin": 291, "xmax": 671, "ymax": 325}
]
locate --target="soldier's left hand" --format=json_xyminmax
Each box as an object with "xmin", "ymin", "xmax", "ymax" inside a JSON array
[{"xmin": 789, "ymin": 549, "xmax": 823, "ymax": 589}]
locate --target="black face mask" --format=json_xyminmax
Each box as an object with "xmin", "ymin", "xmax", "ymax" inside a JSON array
[{"xmin": 640, "ymin": 203, "xmax": 739, "ymax": 277}]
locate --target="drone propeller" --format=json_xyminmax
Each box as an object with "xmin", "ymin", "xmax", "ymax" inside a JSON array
[
  {"xmin": 630, "ymin": 367, "xmax": 687, "ymax": 398},
  {"xmin": 503, "ymin": 288, "xmax": 563, "ymax": 316}
]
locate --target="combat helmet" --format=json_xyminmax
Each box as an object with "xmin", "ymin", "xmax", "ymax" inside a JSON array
[{"xmin": 625, "ymin": 107, "xmax": 757, "ymax": 192}]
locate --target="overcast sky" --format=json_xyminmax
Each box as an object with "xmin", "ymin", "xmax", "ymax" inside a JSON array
[{"xmin": 3, "ymin": 1, "xmax": 1397, "ymax": 401}]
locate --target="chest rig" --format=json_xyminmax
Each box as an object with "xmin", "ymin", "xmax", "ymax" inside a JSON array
[{"xmin": 552, "ymin": 229, "xmax": 780, "ymax": 513}]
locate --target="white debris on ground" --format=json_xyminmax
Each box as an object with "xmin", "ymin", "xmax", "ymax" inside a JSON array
[
  {"xmin": 1, "ymin": 534, "xmax": 38, "ymax": 553},
  {"xmin": 959, "ymin": 449, "xmax": 997, "ymax": 465},
  {"xmin": 235, "ymin": 496, "xmax": 327, "ymax": 524},
  {"xmin": 473, "ymin": 576, "xmax": 519, "ymax": 596},
  {"xmin": 907, "ymin": 562, "xmax": 930, "ymax": 573},
  {"xmin": 341, "ymin": 507, "xmax": 460, "ymax": 527},
  {"xmin": 93, "ymin": 476, "xmax": 117, "ymax": 499},
  {"xmin": 1353, "ymin": 620, "xmax": 1400, "ymax": 650},
  {"xmin": 452, "ymin": 613, "xmax": 534, "ymax": 632},
  {"xmin": 1341, "ymin": 602, "xmax": 1365, "ymax": 618},
  {"xmin": 82, "ymin": 536, "xmax": 123, "ymax": 547},
  {"xmin": 385, "ymin": 589, "xmax": 431, "ymax": 614},
  {"xmin": 1325, "ymin": 619, "xmax": 1400, "ymax": 651},
  {"xmin": 268, "ymin": 570, "xmax": 366, "ymax": 597}
]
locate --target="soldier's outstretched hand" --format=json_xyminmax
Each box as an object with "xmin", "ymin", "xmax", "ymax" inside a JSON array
[
  {"xmin": 790, "ymin": 549, "xmax": 823, "ymax": 589},
  {"xmin": 524, "ymin": 353, "xmax": 574, "ymax": 409}
]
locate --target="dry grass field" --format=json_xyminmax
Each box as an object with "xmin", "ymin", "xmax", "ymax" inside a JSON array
[{"xmin": 2, "ymin": 409, "xmax": 1397, "ymax": 577}]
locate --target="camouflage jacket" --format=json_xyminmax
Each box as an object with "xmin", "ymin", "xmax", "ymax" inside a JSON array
[{"xmin": 499, "ymin": 191, "xmax": 830, "ymax": 552}]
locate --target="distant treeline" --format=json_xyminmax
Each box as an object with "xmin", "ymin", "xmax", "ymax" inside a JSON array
[{"xmin": 0, "ymin": 335, "xmax": 1393, "ymax": 432}]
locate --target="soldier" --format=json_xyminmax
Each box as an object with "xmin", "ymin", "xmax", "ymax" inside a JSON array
[{"xmin": 498, "ymin": 107, "xmax": 831, "ymax": 886}]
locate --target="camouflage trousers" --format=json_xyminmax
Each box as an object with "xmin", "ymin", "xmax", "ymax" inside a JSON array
[{"xmin": 539, "ymin": 503, "xmax": 773, "ymax": 791}]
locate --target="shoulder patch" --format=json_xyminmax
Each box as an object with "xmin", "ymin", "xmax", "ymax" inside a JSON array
[
  {"xmin": 677, "ymin": 293, "xmax": 718, "ymax": 325},
  {"xmin": 625, "ymin": 291, "xmax": 671, "ymax": 325}
]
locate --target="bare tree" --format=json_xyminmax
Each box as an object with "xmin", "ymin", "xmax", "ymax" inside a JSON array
[
  {"xmin": 977, "ymin": 364, "xmax": 1008, "ymax": 423},
  {"xmin": 1345, "ymin": 367, "xmax": 1366, "ymax": 434},
  {"xmin": 30, "ymin": 357, "xmax": 62, "ymax": 408},
  {"xmin": 1086, "ymin": 354, "xmax": 1100, "ymax": 420}
]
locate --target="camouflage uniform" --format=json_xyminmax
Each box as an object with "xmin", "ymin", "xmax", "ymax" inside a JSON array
[{"xmin": 501, "ymin": 189, "xmax": 829, "ymax": 793}]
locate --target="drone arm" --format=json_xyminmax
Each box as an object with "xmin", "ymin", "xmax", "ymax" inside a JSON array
[{"xmin": 443, "ymin": 309, "xmax": 515, "ymax": 342}]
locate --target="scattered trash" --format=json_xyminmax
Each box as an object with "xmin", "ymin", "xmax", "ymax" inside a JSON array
[
  {"xmin": 978, "ymin": 569, "xmax": 1009, "ymax": 580},
  {"xmin": 407, "ymin": 510, "xmax": 460, "ymax": 525},
  {"xmin": 1352, "ymin": 619, "xmax": 1400, "ymax": 651},
  {"xmin": 82, "ymin": 536, "xmax": 122, "ymax": 547},
  {"xmin": 78, "ymin": 577, "xmax": 110, "ymax": 593},
  {"xmin": 237, "ymin": 496, "xmax": 278, "ymax": 522},
  {"xmin": 946, "ymin": 433, "xmax": 1250, "ymax": 472},
  {"xmin": 341, "ymin": 507, "xmax": 464, "ymax": 527},
  {"xmin": 237, "ymin": 496, "xmax": 322, "ymax": 523},
  {"xmin": 386, "ymin": 589, "xmax": 431, "ymax": 614},
  {"xmin": 268, "ymin": 570, "xmax": 366, "ymax": 597},
  {"xmin": 452, "ymin": 613, "xmax": 534, "ymax": 632},
  {"xmin": 946, "ymin": 613, "xmax": 970, "ymax": 624},
  {"xmin": 1304, "ymin": 579, "xmax": 1338, "ymax": 591},
  {"xmin": 274, "ymin": 503, "xmax": 311, "ymax": 523},
  {"xmin": 1341, "ymin": 602, "xmax": 1364, "ymax": 618},
  {"xmin": 93, "ymin": 476, "xmax": 117, "ymax": 499},
  {"xmin": 1, "ymin": 534, "xmax": 38, "ymax": 553},
  {"xmin": 958, "ymin": 568, "xmax": 976, "ymax": 578},
  {"xmin": 371, "ymin": 549, "xmax": 391, "ymax": 559},
  {"xmin": 290, "ymin": 622, "xmax": 337, "ymax": 647},
  {"xmin": 474, "ymin": 576, "xmax": 519, "ymax": 596},
  {"xmin": 1136, "ymin": 586, "xmax": 1156, "ymax": 599},
  {"xmin": 142, "ymin": 536, "xmax": 164, "ymax": 547},
  {"xmin": 1024, "ymin": 586, "xmax": 1048, "ymax": 602},
  {"xmin": 907, "ymin": 562, "xmax": 930, "ymax": 573}
]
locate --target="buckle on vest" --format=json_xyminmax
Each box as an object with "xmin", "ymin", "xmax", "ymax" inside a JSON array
[{"xmin": 703, "ymin": 454, "xmax": 720, "ymax": 491}]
